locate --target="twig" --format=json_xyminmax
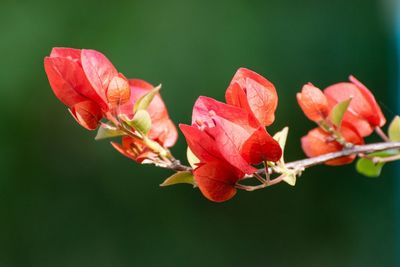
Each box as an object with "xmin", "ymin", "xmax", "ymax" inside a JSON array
[
  {"xmin": 375, "ymin": 127, "xmax": 390, "ymax": 142},
  {"xmin": 161, "ymin": 141, "xmax": 400, "ymax": 174},
  {"xmin": 372, "ymin": 153, "xmax": 400, "ymax": 164}
]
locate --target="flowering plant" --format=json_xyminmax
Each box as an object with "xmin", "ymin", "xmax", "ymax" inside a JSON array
[{"xmin": 45, "ymin": 47, "xmax": 400, "ymax": 202}]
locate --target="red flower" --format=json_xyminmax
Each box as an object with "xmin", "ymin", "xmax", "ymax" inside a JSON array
[
  {"xmin": 296, "ymin": 83, "xmax": 329, "ymax": 122},
  {"xmin": 301, "ymin": 124, "xmax": 364, "ymax": 166},
  {"xmin": 180, "ymin": 124, "xmax": 244, "ymax": 202},
  {"xmin": 111, "ymin": 136, "xmax": 158, "ymax": 164},
  {"xmin": 180, "ymin": 96, "xmax": 282, "ymax": 202},
  {"xmin": 324, "ymin": 75, "xmax": 386, "ymax": 137},
  {"xmin": 44, "ymin": 47, "xmax": 130, "ymax": 130},
  {"xmin": 225, "ymin": 68, "xmax": 278, "ymax": 126},
  {"xmin": 113, "ymin": 79, "xmax": 178, "ymax": 163},
  {"xmin": 119, "ymin": 79, "xmax": 178, "ymax": 148}
]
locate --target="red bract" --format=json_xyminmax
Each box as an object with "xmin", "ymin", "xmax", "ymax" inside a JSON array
[
  {"xmin": 324, "ymin": 75, "xmax": 386, "ymax": 137},
  {"xmin": 119, "ymin": 79, "xmax": 178, "ymax": 148},
  {"xmin": 296, "ymin": 83, "xmax": 329, "ymax": 122},
  {"xmin": 112, "ymin": 79, "xmax": 178, "ymax": 163},
  {"xmin": 44, "ymin": 47, "xmax": 130, "ymax": 130},
  {"xmin": 180, "ymin": 95, "xmax": 282, "ymax": 202},
  {"xmin": 192, "ymin": 96, "xmax": 281, "ymax": 167},
  {"xmin": 301, "ymin": 125, "xmax": 364, "ymax": 166},
  {"xmin": 225, "ymin": 68, "xmax": 278, "ymax": 126},
  {"xmin": 111, "ymin": 136, "xmax": 158, "ymax": 163},
  {"xmin": 179, "ymin": 124, "xmax": 244, "ymax": 202}
]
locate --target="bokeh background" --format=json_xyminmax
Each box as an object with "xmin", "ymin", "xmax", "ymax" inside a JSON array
[{"xmin": 0, "ymin": 0, "xmax": 399, "ymax": 266}]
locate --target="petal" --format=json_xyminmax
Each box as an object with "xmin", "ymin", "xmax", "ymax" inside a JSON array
[
  {"xmin": 120, "ymin": 79, "xmax": 168, "ymax": 122},
  {"xmin": 301, "ymin": 126, "xmax": 363, "ymax": 166},
  {"xmin": 240, "ymin": 126, "xmax": 282, "ymax": 164},
  {"xmin": 349, "ymin": 75, "xmax": 386, "ymax": 127},
  {"xmin": 44, "ymin": 57, "xmax": 87, "ymax": 107},
  {"xmin": 106, "ymin": 75, "xmax": 131, "ymax": 106},
  {"xmin": 296, "ymin": 83, "xmax": 329, "ymax": 122},
  {"xmin": 81, "ymin": 49, "xmax": 118, "ymax": 103},
  {"xmin": 325, "ymin": 86, "xmax": 373, "ymax": 137},
  {"xmin": 112, "ymin": 137, "xmax": 158, "ymax": 163},
  {"xmin": 192, "ymin": 96, "xmax": 259, "ymax": 131},
  {"xmin": 324, "ymin": 79, "xmax": 385, "ymax": 136},
  {"xmin": 226, "ymin": 68, "xmax": 278, "ymax": 126},
  {"xmin": 193, "ymin": 161, "xmax": 240, "ymax": 202},
  {"xmin": 50, "ymin": 47, "xmax": 81, "ymax": 61},
  {"xmin": 69, "ymin": 100, "xmax": 102, "ymax": 130},
  {"xmin": 208, "ymin": 116, "xmax": 258, "ymax": 174},
  {"xmin": 179, "ymin": 124, "xmax": 223, "ymax": 163},
  {"xmin": 225, "ymin": 82, "xmax": 252, "ymax": 113},
  {"xmin": 150, "ymin": 119, "xmax": 178, "ymax": 148},
  {"xmin": 45, "ymin": 56, "xmax": 107, "ymax": 110}
]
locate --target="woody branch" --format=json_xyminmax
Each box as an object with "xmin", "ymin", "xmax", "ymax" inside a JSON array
[{"xmin": 163, "ymin": 141, "xmax": 400, "ymax": 175}]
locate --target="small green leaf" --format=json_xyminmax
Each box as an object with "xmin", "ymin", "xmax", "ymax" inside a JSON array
[
  {"xmin": 272, "ymin": 127, "xmax": 289, "ymax": 163},
  {"xmin": 355, "ymin": 151, "xmax": 398, "ymax": 178},
  {"xmin": 388, "ymin": 116, "xmax": 400, "ymax": 141},
  {"xmin": 330, "ymin": 98, "xmax": 352, "ymax": 128},
  {"xmin": 133, "ymin": 84, "xmax": 161, "ymax": 112},
  {"xmin": 356, "ymin": 158, "xmax": 385, "ymax": 178},
  {"xmin": 187, "ymin": 147, "xmax": 200, "ymax": 169},
  {"xmin": 160, "ymin": 171, "xmax": 195, "ymax": 187},
  {"xmin": 95, "ymin": 123, "xmax": 124, "ymax": 140},
  {"xmin": 282, "ymin": 173, "xmax": 296, "ymax": 186},
  {"xmin": 126, "ymin": 110, "xmax": 152, "ymax": 135}
]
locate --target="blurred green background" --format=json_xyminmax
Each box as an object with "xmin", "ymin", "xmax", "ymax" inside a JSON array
[{"xmin": 0, "ymin": 0, "xmax": 398, "ymax": 266}]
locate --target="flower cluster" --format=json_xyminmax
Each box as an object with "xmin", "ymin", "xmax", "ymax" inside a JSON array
[
  {"xmin": 45, "ymin": 47, "xmax": 400, "ymax": 203},
  {"xmin": 44, "ymin": 48, "xmax": 177, "ymax": 164},
  {"xmin": 180, "ymin": 68, "xmax": 282, "ymax": 202},
  {"xmin": 297, "ymin": 76, "xmax": 386, "ymax": 165}
]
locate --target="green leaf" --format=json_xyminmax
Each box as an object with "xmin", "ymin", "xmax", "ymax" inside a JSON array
[
  {"xmin": 133, "ymin": 84, "xmax": 161, "ymax": 112},
  {"xmin": 272, "ymin": 127, "xmax": 289, "ymax": 163},
  {"xmin": 388, "ymin": 116, "xmax": 400, "ymax": 141},
  {"xmin": 355, "ymin": 151, "xmax": 398, "ymax": 178},
  {"xmin": 160, "ymin": 171, "xmax": 195, "ymax": 187},
  {"xmin": 95, "ymin": 123, "xmax": 124, "ymax": 140},
  {"xmin": 187, "ymin": 147, "xmax": 200, "ymax": 169},
  {"xmin": 126, "ymin": 110, "xmax": 152, "ymax": 135},
  {"xmin": 282, "ymin": 173, "xmax": 296, "ymax": 186},
  {"xmin": 356, "ymin": 158, "xmax": 385, "ymax": 178},
  {"xmin": 330, "ymin": 98, "xmax": 352, "ymax": 128}
]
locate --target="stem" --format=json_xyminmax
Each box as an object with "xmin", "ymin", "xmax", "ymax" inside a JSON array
[
  {"xmin": 319, "ymin": 120, "xmax": 353, "ymax": 148},
  {"xmin": 375, "ymin": 127, "xmax": 390, "ymax": 142},
  {"xmin": 155, "ymin": 141, "xmax": 400, "ymax": 175},
  {"xmin": 262, "ymin": 141, "xmax": 400, "ymax": 173},
  {"xmin": 235, "ymin": 174, "xmax": 285, "ymax": 191},
  {"xmin": 106, "ymin": 111, "xmax": 178, "ymax": 164},
  {"xmin": 372, "ymin": 153, "xmax": 400, "ymax": 164},
  {"xmin": 254, "ymin": 173, "xmax": 266, "ymax": 183}
]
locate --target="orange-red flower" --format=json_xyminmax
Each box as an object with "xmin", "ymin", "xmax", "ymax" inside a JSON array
[
  {"xmin": 112, "ymin": 79, "xmax": 178, "ymax": 163},
  {"xmin": 296, "ymin": 83, "xmax": 329, "ymax": 122},
  {"xmin": 324, "ymin": 75, "xmax": 386, "ymax": 137},
  {"xmin": 44, "ymin": 47, "xmax": 130, "ymax": 130},
  {"xmin": 298, "ymin": 76, "xmax": 386, "ymax": 165},
  {"xmin": 119, "ymin": 79, "xmax": 178, "ymax": 148},
  {"xmin": 180, "ymin": 75, "xmax": 282, "ymax": 202},
  {"xmin": 111, "ymin": 136, "xmax": 158, "ymax": 164},
  {"xmin": 225, "ymin": 68, "xmax": 278, "ymax": 126},
  {"xmin": 301, "ymin": 124, "xmax": 364, "ymax": 165},
  {"xmin": 180, "ymin": 124, "xmax": 244, "ymax": 202}
]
